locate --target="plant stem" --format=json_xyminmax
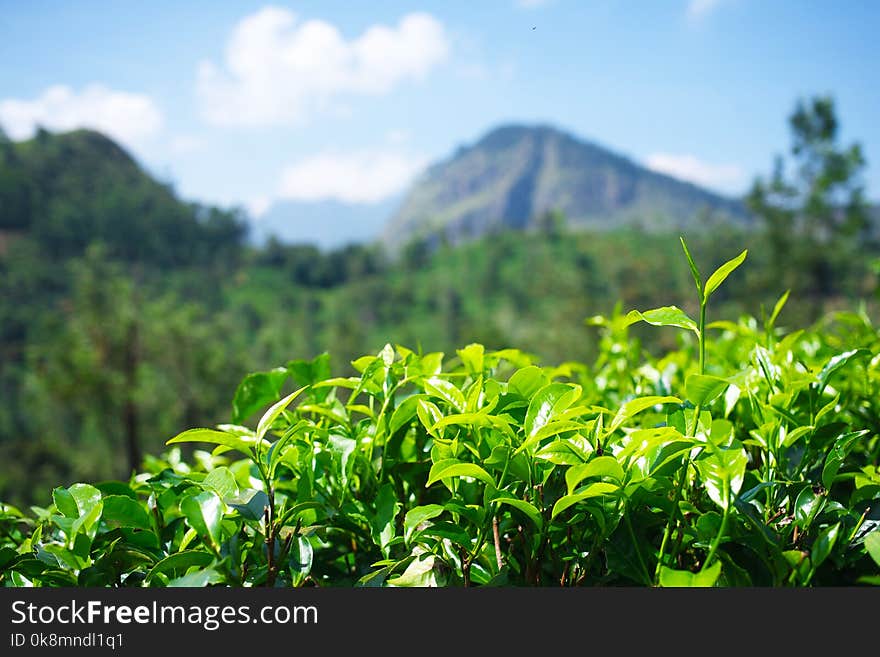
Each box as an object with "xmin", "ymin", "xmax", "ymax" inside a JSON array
[
  {"xmin": 654, "ymin": 399, "xmax": 703, "ymax": 584},
  {"xmin": 700, "ymin": 498, "xmax": 729, "ymax": 573},
  {"xmin": 492, "ymin": 515, "xmax": 503, "ymax": 571},
  {"xmin": 654, "ymin": 459, "xmax": 687, "ymax": 584},
  {"xmin": 698, "ymin": 301, "xmax": 707, "ymax": 376},
  {"xmin": 265, "ymin": 487, "xmax": 278, "ymax": 587},
  {"xmin": 624, "ymin": 503, "xmax": 652, "ymax": 586}
]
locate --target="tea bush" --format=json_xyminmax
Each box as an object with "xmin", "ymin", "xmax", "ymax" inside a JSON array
[{"xmin": 2, "ymin": 240, "xmax": 879, "ymax": 587}]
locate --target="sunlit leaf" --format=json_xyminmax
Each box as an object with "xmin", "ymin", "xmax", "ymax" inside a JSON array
[
  {"xmin": 426, "ymin": 460, "xmax": 495, "ymax": 488},
  {"xmin": 180, "ymin": 491, "xmax": 223, "ymax": 549},
  {"xmin": 703, "ymin": 249, "xmax": 747, "ymax": 299}
]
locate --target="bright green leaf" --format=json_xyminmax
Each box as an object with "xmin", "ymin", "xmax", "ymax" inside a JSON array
[
  {"xmin": 686, "ymin": 374, "xmax": 729, "ymax": 407},
  {"xmin": 256, "ymin": 386, "xmax": 308, "ymax": 441},
  {"xmin": 659, "ymin": 561, "xmax": 721, "ymax": 587},
  {"xmin": 404, "ymin": 505, "xmax": 445, "ymax": 544},
  {"xmin": 703, "ymin": 249, "xmax": 747, "ymax": 299},
  {"xmin": 565, "ymin": 456, "xmax": 625, "ymax": 493},
  {"xmin": 146, "ymin": 551, "xmax": 214, "ymax": 583},
  {"xmin": 226, "ymin": 489, "xmax": 269, "ymax": 522},
  {"xmin": 180, "ymin": 491, "xmax": 223, "ymax": 549},
  {"xmin": 865, "ymin": 532, "xmax": 880, "ymax": 567},
  {"xmin": 101, "ymin": 495, "xmax": 151, "ymax": 530},
  {"xmin": 811, "ymin": 523, "xmax": 840, "ymax": 568},
  {"xmin": 426, "ymin": 460, "xmax": 495, "ymax": 488},
  {"xmin": 231, "ymin": 367, "xmax": 289, "ymax": 424},
  {"xmin": 624, "ymin": 307, "xmax": 698, "ymax": 336},
  {"xmin": 551, "ymin": 482, "xmax": 619, "ymax": 519}
]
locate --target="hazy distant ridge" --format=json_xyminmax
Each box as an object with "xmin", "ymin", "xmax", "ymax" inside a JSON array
[{"xmin": 383, "ymin": 124, "xmax": 749, "ymax": 249}]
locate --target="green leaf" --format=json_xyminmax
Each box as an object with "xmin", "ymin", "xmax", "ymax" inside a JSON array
[
  {"xmin": 703, "ymin": 249, "xmax": 747, "ymax": 299},
  {"xmin": 551, "ymin": 482, "xmax": 619, "ymax": 519},
  {"xmin": 52, "ymin": 487, "xmax": 78, "ymax": 518},
  {"xmin": 166, "ymin": 428, "xmax": 260, "ymax": 457},
  {"xmin": 865, "ymin": 532, "xmax": 880, "ymax": 567},
  {"xmin": 426, "ymin": 460, "xmax": 495, "ymax": 488},
  {"xmin": 388, "ymin": 394, "xmax": 429, "ymax": 436},
  {"xmin": 695, "ymin": 441, "xmax": 747, "ymax": 510},
  {"xmin": 416, "ymin": 399, "xmax": 444, "ymax": 437},
  {"xmin": 67, "ymin": 484, "xmax": 103, "ymax": 537},
  {"xmin": 422, "ymin": 377, "xmax": 466, "ymax": 413},
  {"xmin": 287, "ymin": 353, "xmax": 331, "ymax": 402},
  {"xmin": 430, "ymin": 411, "xmax": 495, "ymax": 431},
  {"xmin": 607, "ymin": 396, "xmax": 681, "ymax": 436},
  {"xmin": 508, "ymin": 366, "xmax": 548, "ymax": 399},
  {"xmin": 146, "ymin": 550, "xmax": 215, "ymax": 583},
  {"xmin": 817, "ymin": 349, "xmax": 870, "ymax": 393},
  {"xmin": 180, "ymin": 491, "xmax": 223, "ymax": 549},
  {"xmin": 0, "ymin": 547, "xmax": 18, "ymax": 570},
  {"xmin": 369, "ymin": 484, "xmax": 399, "ymax": 556},
  {"xmin": 101, "ymin": 495, "xmax": 151, "ymax": 530},
  {"xmin": 231, "ymin": 367, "xmax": 289, "ymax": 424},
  {"xmin": 457, "ymin": 343, "xmax": 485, "ymax": 374},
  {"xmin": 686, "ymin": 374, "xmax": 729, "ymax": 407},
  {"xmin": 517, "ymin": 419, "xmax": 586, "ymax": 455},
  {"xmin": 168, "ymin": 567, "xmax": 225, "ymax": 587},
  {"xmin": 565, "ymin": 456, "xmax": 625, "ymax": 493},
  {"xmin": 794, "ymin": 487, "xmax": 825, "ymax": 529},
  {"xmin": 288, "ymin": 536, "xmax": 313, "ymax": 587},
  {"xmin": 659, "ymin": 561, "xmax": 721, "ymax": 587},
  {"xmin": 489, "ymin": 493, "xmax": 543, "ymax": 530},
  {"xmin": 404, "ymin": 505, "xmax": 446, "ymax": 543},
  {"xmin": 523, "ymin": 383, "xmax": 581, "ymax": 441},
  {"xmin": 624, "ymin": 306, "xmax": 698, "ymax": 336},
  {"xmin": 767, "ymin": 289, "xmax": 790, "ymax": 329},
  {"xmin": 202, "ymin": 467, "xmax": 239, "ymax": 500},
  {"xmin": 256, "ymin": 386, "xmax": 308, "ymax": 441},
  {"xmin": 814, "ymin": 393, "xmax": 841, "ymax": 424},
  {"xmin": 266, "ymin": 420, "xmax": 309, "ymax": 478},
  {"xmin": 226, "ymin": 489, "xmax": 269, "ymax": 522},
  {"xmin": 679, "ymin": 236, "xmax": 703, "ymax": 296},
  {"xmin": 811, "ymin": 523, "xmax": 840, "ymax": 568},
  {"xmin": 782, "ymin": 425, "xmax": 814, "ymax": 448},
  {"xmin": 822, "ymin": 430, "xmax": 869, "ymax": 490},
  {"xmin": 535, "ymin": 439, "xmax": 591, "ymax": 465},
  {"xmin": 387, "ymin": 554, "xmax": 445, "ymax": 587}
]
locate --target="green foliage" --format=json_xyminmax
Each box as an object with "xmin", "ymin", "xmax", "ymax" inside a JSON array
[
  {"xmin": 747, "ymin": 95, "xmax": 876, "ymax": 307},
  {"xmin": 2, "ymin": 243, "xmax": 878, "ymax": 587}
]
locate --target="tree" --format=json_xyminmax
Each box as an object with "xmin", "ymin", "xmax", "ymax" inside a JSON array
[
  {"xmin": 22, "ymin": 245, "xmax": 243, "ymax": 487},
  {"xmin": 746, "ymin": 96, "xmax": 872, "ymax": 307},
  {"xmin": 534, "ymin": 208, "xmax": 567, "ymax": 239}
]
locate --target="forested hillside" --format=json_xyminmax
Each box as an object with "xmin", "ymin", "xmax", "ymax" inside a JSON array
[{"xmin": 0, "ymin": 99, "xmax": 877, "ymax": 508}]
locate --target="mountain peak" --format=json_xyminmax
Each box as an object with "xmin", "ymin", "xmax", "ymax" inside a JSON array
[
  {"xmin": 383, "ymin": 123, "xmax": 748, "ymax": 250},
  {"xmin": 475, "ymin": 123, "xmax": 566, "ymax": 148}
]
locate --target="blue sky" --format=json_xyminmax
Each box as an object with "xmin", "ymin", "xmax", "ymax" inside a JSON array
[{"xmin": 2, "ymin": 0, "xmax": 878, "ymax": 219}]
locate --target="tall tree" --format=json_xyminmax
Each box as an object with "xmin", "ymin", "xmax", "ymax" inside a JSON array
[{"xmin": 747, "ymin": 96, "xmax": 872, "ymax": 307}]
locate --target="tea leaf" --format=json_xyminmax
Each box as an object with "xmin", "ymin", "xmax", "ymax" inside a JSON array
[{"xmin": 703, "ymin": 249, "xmax": 747, "ymax": 299}]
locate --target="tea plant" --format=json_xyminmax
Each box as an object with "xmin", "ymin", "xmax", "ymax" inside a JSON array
[{"xmin": 2, "ymin": 239, "xmax": 878, "ymax": 587}]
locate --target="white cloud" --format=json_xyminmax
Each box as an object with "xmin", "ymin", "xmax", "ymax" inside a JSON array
[
  {"xmin": 644, "ymin": 153, "xmax": 745, "ymax": 193},
  {"xmin": 686, "ymin": 0, "xmax": 725, "ymax": 21},
  {"xmin": 277, "ymin": 150, "xmax": 427, "ymax": 203},
  {"xmin": 247, "ymin": 196, "xmax": 273, "ymax": 219},
  {"xmin": 516, "ymin": 0, "xmax": 553, "ymax": 8},
  {"xmin": 197, "ymin": 7, "xmax": 450, "ymax": 126},
  {"xmin": 0, "ymin": 84, "xmax": 162, "ymax": 147}
]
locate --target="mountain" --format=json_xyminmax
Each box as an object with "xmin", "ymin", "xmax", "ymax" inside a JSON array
[
  {"xmin": 250, "ymin": 197, "xmax": 397, "ymax": 250},
  {"xmin": 0, "ymin": 128, "xmax": 245, "ymax": 266},
  {"xmin": 383, "ymin": 124, "xmax": 750, "ymax": 250}
]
